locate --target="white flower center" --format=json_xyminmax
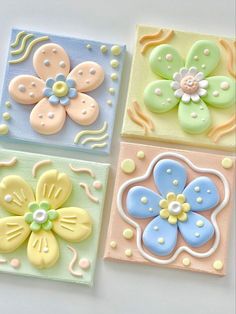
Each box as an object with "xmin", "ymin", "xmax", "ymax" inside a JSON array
[
  {"xmin": 168, "ymin": 201, "xmax": 182, "ymax": 216},
  {"xmin": 33, "ymin": 209, "xmax": 48, "ymax": 224}
]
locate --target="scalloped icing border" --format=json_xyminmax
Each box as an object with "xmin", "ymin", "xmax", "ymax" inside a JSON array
[{"xmin": 117, "ymin": 152, "xmax": 230, "ymax": 265}]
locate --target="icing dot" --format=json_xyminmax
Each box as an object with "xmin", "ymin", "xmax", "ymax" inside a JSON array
[
  {"xmin": 4, "ymin": 194, "xmax": 13, "ymax": 202},
  {"xmin": 111, "ymin": 45, "xmax": 121, "ymax": 56},
  {"xmin": 18, "ymin": 84, "xmax": 26, "ymax": 92},
  {"xmin": 213, "ymin": 90, "xmax": 219, "ymax": 97},
  {"xmin": 221, "ymin": 157, "xmax": 233, "ymax": 169},
  {"xmin": 44, "ymin": 59, "xmax": 50, "ymax": 66},
  {"xmin": 167, "ymin": 98, "xmax": 171, "ymax": 103},
  {"xmin": 38, "ymin": 114, "xmax": 43, "ymax": 119},
  {"xmin": 148, "ymin": 208, "xmax": 153, "ymax": 212},
  {"xmin": 79, "ymin": 258, "xmax": 90, "ymax": 270},
  {"xmin": 59, "ymin": 61, "xmax": 66, "ymax": 68},
  {"xmin": 107, "ymin": 100, "xmax": 112, "ymax": 106},
  {"xmin": 0, "ymin": 124, "xmax": 9, "ymax": 135},
  {"xmin": 10, "ymin": 258, "xmax": 21, "ymax": 269},
  {"xmin": 92, "ymin": 181, "xmax": 102, "ymax": 190},
  {"xmin": 90, "ymin": 68, "xmax": 96, "ymax": 75},
  {"xmin": 86, "ymin": 79, "xmax": 90, "ymax": 84},
  {"xmin": 194, "ymin": 232, "xmax": 200, "ymax": 238},
  {"xmin": 52, "ymin": 48, "xmax": 57, "ymax": 53},
  {"xmin": 141, "ymin": 196, "xmax": 148, "ymax": 204},
  {"xmin": 123, "ymin": 228, "xmax": 134, "ymax": 240},
  {"xmin": 213, "ymin": 260, "xmax": 223, "ymax": 271},
  {"xmin": 121, "ymin": 159, "xmax": 136, "ymax": 174},
  {"xmin": 167, "ymin": 65, "xmax": 171, "ymax": 69},
  {"xmin": 125, "ymin": 249, "xmax": 133, "ymax": 257},
  {"xmin": 157, "ymin": 56, "xmax": 162, "ymax": 61},
  {"xmin": 31, "ymin": 82, "xmax": 36, "ymax": 87},
  {"xmin": 153, "ymin": 226, "xmax": 159, "ymax": 231},
  {"xmin": 220, "ymin": 81, "xmax": 230, "ymax": 90},
  {"xmin": 3, "ymin": 112, "xmax": 11, "ymax": 121},
  {"xmin": 166, "ymin": 168, "xmax": 172, "ymax": 174},
  {"xmin": 203, "ymin": 48, "xmax": 210, "ymax": 56},
  {"xmin": 111, "ymin": 73, "xmax": 118, "ymax": 80},
  {"xmin": 201, "ymin": 64, "xmax": 206, "ymax": 69},
  {"xmin": 82, "ymin": 109, "xmax": 87, "ymax": 115},
  {"xmin": 78, "ymin": 70, "xmax": 83, "ymax": 75},
  {"xmin": 43, "ymin": 247, "xmax": 49, "ymax": 253},
  {"xmin": 29, "ymin": 92, "xmax": 35, "ymax": 98},
  {"xmin": 194, "ymin": 186, "xmax": 200, "ymax": 192},
  {"xmin": 196, "ymin": 220, "xmax": 204, "ymax": 227},
  {"xmin": 41, "ymin": 122, "xmax": 45, "ymax": 126},
  {"xmin": 155, "ymin": 88, "xmax": 162, "ymax": 96},
  {"xmin": 48, "ymin": 112, "xmax": 54, "ymax": 119},
  {"xmin": 172, "ymin": 179, "xmax": 178, "ymax": 186},
  {"xmin": 196, "ymin": 197, "xmax": 203, "ymax": 203},
  {"xmin": 158, "ymin": 237, "xmax": 165, "ymax": 244},
  {"xmin": 137, "ymin": 151, "xmax": 145, "ymax": 159},
  {"xmin": 191, "ymin": 112, "xmax": 198, "ymax": 118},
  {"xmin": 182, "ymin": 257, "xmax": 191, "ymax": 266},
  {"xmin": 100, "ymin": 45, "xmax": 108, "ymax": 53},
  {"xmin": 41, "ymin": 49, "xmax": 46, "ymax": 54},
  {"xmin": 194, "ymin": 55, "xmax": 199, "ymax": 61},
  {"xmin": 108, "ymin": 87, "xmax": 115, "ymax": 94},
  {"xmin": 86, "ymin": 44, "xmax": 92, "ymax": 49},
  {"xmin": 199, "ymin": 106, "xmax": 204, "ymax": 110},
  {"xmin": 5, "ymin": 101, "xmax": 11, "ymax": 108},
  {"xmin": 110, "ymin": 241, "xmax": 117, "ymax": 249},
  {"xmin": 207, "ymin": 190, "xmax": 211, "ymax": 194},
  {"xmin": 165, "ymin": 53, "xmax": 173, "ymax": 61},
  {"xmin": 110, "ymin": 59, "xmax": 119, "ymax": 68}
]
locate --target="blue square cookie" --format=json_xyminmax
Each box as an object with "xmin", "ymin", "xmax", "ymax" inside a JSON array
[{"xmin": 0, "ymin": 29, "xmax": 126, "ymax": 155}]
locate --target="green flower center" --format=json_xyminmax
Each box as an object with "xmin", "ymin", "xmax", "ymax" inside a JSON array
[{"xmin": 52, "ymin": 81, "xmax": 69, "ymax": 97}]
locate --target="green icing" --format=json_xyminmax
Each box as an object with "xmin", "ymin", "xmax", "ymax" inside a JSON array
[
  {"xmin": 144, "ymin": 80, "xmax": 179, "ymax": 113},
  {"xmin": 48, "ymin": 209, "xmax": 59, "ymax": 220},
  {"xmin": 178, "ymin": 100, "xmax": 211, "ymax": 134},
  {"xmin": 24, "ymin": 212, "xmax": 33, "ymax": 223},
  {"xmin": 30, "ymin": 221, "xmax": 41, "ymax": 232},
  {"xmin": 28, "ymin": 202, "xmax": 39, "ymax": 212},
  {"xmin": 42, "ymin": 220, "xmax": 53, "ymax": 231},
  {"xmin": 202, "ymin": 76, "xmax": 235, "ymax": 108},
  {"xmin": 185, "ymin": 40, "xmax": 220, "ymax": 77},
  {"xmin": 149, "ymin": 44, "xmax": 184, "ymax": 79},
  {"xmin": 39, "ymin": 201, "xmax": 51, "ymax": 211}
]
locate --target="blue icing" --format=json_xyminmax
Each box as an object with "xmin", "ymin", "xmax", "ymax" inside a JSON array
[
  {"xmin": 55, "ymin": 73, "xmax": 66, "ymax": 81},
  {"xmin": 126, "ymin": 186, "xmax": 162, "ymax": 219},
  {"xmin": 178, "ymin": 211, "xmax": 214, "ymax": 247},
  {"xmin": 183, "ymin": 176, "xmax": 220, "ymax": 211},
  {"xmin": 143, "ymin": 216, "xmax": 177, "ymax": 256},
  {"xmin": 153, "ymin": 159, "xmax": 187, "ymax": 197}
]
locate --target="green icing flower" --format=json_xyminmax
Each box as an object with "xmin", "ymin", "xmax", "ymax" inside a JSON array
[
  {"xmin": 24, "ymin": 201, "xmax": 59, "ymax": 232},
  {"xmin": 144, "ymin": 40, "xmax": 235, "ymax": 134}
]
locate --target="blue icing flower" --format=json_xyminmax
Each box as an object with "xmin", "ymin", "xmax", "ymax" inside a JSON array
[
  {"xmin": 43, "ymin": 73, "xmax": 78, "ymax": 106},
  {"xmin": 126, "ymin": 159, "xmax": 220, "ymax": 256}
]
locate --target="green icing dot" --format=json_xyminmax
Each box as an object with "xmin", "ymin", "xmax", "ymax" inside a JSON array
[
  {"xmin": 100, "ymin": 45, "xmax": 108, "ymax": 53},
  {"xmin": 28, "ymin": 202, "xmax": 40, "ymax": 212},
  {"xmin": 30, "ymin": 221, "xmax": 41, "ymax": 232},
  {"xmin": 39, "ymin": 201, "xmax": 50, "ymax": 211},
  {"xmin": 24, "ymin": 212, "xmax": 33, "ymax": 223},
  {"xmin": 48, "ymin": 210, "xmax": 59, "ymax": 220},
  {"xmin": 111, "ymin": 45, "xmax": 121, "ymax": 56},
  {"xmin": 110, "ymin": 59, "xmax": 119, "ymax": 68},
  {"xmin": 42, "ymin": 220, "xmax": 53, "ymax": 231}
]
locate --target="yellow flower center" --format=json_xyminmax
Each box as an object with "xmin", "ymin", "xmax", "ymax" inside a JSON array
[
  {"xmin": 159, "ymin": 192, "xmax": 190, "ymax": 224},
  {"xmin": 52, "ymin": 81, "xmax": 69, "ymax": 97}
]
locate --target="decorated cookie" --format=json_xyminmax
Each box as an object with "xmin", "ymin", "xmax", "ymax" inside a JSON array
[
  {"xmin": 0, "ymin": 149, "xmax": 109, "ymax": 285},
  {"xmin": 104, "ymin": 142, "xmax": 235, "ymax": 275},
  {"xmin": 0, "ymin": 29, "xmax": 126, "ymax": 154},
  {"xmin": 122, "ymin": 25, "xmax": 236, "ymax": 151}
]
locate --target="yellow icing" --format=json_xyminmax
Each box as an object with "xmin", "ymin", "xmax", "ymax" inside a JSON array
[
  {"xmin": 125, "ymin": 248, "xmax": 133, "ymax": 257},
  {"xmin": 182, "ymin": 257, "xmax": 191, "ymax": 266},
  {"xmin": 110, "ymin": 241, "xmax": 117, "ymax": 248},
  {"xmin": 0, "ymin": 124, "xmax": 9, "ymax": 135},
  {"xmin": 137, "ymin": 151, "xmax": 145, "ymax": 159},
  {"xmin": 110, "ymin": 59, "xmax": 119, "ymax": 68},
  {"xmin": 213, "ymin": 260, "xmax": 223, "ymax": 271},
  {"xmin": 221, "ymin": 157, "xmax": 233, "ymax": 169},
  {"xmin": 111, "ymin": 45, "xmax": 121, "ymax": 56},
  {"xmin": 52, "ymin": 81, "xmax": 69, "ymax": 97},
  {"xmin": 121, "ymin": 159, "xmax": 136, "ymax": 174},
  {"xmin": 123, "ymin": 228, "xmax": 134, "ymax": 240},
  {"xmin": 2, "ymin": 112, "xmax": 11, "ymax": 121}
]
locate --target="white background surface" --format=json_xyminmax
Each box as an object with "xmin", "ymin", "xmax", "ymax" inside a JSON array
[{"xmin": 0, "ymin": 1, "xmax": 235, "ymax": 313}]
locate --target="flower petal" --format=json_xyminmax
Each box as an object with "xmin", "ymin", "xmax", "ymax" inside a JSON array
[
  {"xmin": 149, "ymin": 44, "xmax": 184, "ymax": 79},
  {"xmin": 195, "ymin": 72, "xmax": 205, "ymax": 82},
  {"xmin": 55, "ymin": 74, "xmax": 66, "ymax": 82},
  {"xmin": 178, "ymin": 100, "xmax": 211, "ymax": 134},
  {"xmin": 0, "ymin": 175, "xmax": 35, "ymax": 216},
  {"xmin": 59, "ymin": 96, "xmax": 70, "ymax": 106},
  {"xmin": 126, "ymin": 186, "xmax": 162, "ymax": 219},
  {"xmin": 201, "ymin": 76, "xmax": 235, "ymax": 108},
  {"xmin": 143, "ymin": 216, "xmax": 178, "ymax": 256},
  {"xmin": 183, "ymin": 177, "xmax": 220, "ymax": 212},
  {"xmin": 68, "ymin": 61, "xmax": 104, "ymax": 93},
  {"xmin": 36, "ymin": 170, "xmax": 72, "ymax": 210},
  {"xmin": 153, "ymin": 159, "xmax": 187, "ymax": 197},
  {"xmin": 27, "ymin": 230, "xmax": 59, "ymax": 269},
  {"xmin": 188, "ymin": 67, "xmax": 198, "ymax": 76},
  {"xmin": 68, "ymin": 88, "xmax": 78, "ymax": 99},
  {"xmin": 191, "ymin": 94, "xmax": 200, "ymax": 102},
  {"xmin": 43, "ymin": 87, "xmax": 53, "ymax": 97},
  {"xmin": 181, "ymin": 93, "xmax": 191, "ymax": 103},
  {"xmin": 174, "ymin": 88, "xmax": 184, "ymax": 98},
  {"xmin": 66, "ymin": 93, "xmax": 99, "ymax": 126},
  {"xmin": 52, "ymin": 207, "xmax": 92, "ymax": 242},
  {"xmin": 33, "ymin": 43, "xmax": 70, "ymax": 81},
  {"xmin": 8, "ymin": 75, "xmax": 45, "ymax": 105},
  {"xmin": 185, "ymin": 40, "xmax": 221, "ymax": 77},
  {"xmin": 0, "ymin": 216, "xmax": 31, "ymax": 253},
  {"xmin": 45, "ymin": 78, "xmax": 55, "ymax": 88},
  {"xmin": 198, "ymin": 88, "xmax": 207, "ymax": 96},
  {"xmin": 199, "ymin": 80, "xmax": 208, "ymax": 88},
  {"xmin": 48, "ymin": 94, "xmax": 60, "ymax": 104},
  {"xmin": 171, "ymin": 81, "xmax": 180, "ymax": 90},
  {"xmin": 178, "ymin": 211, "xmax": 214, "ymax": 247},
  {"xmin": 66, "ymin": 79, "xmax": 76, "ymax": 88},
  {"xmin": 30, "ymin": 98, "xmax": 66, "ymax": 135},
  {"xmin": 144, "ymin": 80, "xmax": 179, "ymax": 113},
  {"xmin": 179, "ymin": 68, "xmax": 188, "ymax": 77}
]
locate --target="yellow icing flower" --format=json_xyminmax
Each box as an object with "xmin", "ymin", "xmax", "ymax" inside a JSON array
[{"xmin": 0, "ymin": 170, "xmax": 92, "ymax": 269}]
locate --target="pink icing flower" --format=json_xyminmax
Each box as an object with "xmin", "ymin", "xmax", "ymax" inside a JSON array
[{"xmin": 9, "ymin": 43, "xmax": 105, "ymax": 135}]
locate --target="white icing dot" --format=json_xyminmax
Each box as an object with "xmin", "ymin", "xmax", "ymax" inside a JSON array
[
  {"xmin": 82, "ymin": 109, "xmax": 87, "ymax": 115},
  {"xmin": 44, "ymin": 59, "xmax": 50, "ymax": 66},
  {"xmin": 41, "ymin": 122, "xmax": 45, "ymax": 126},
  {"xmin": 90, "ymin": 104, "xmax": 95, "ymax": 108},
  {"xmin": 31, "ymin": 82, "xmax": 36, "ymax": 87},
  {"xmin": 167, "ymin": 98, "xmax": 171, "ymax": 103},
  {"xmin": 48, "ymin": 112, "xmax": 54, "ymax": 119},
  {"xmin": 161, "ymin": 101, "xmax": 165, "ymax": 105},
  {"xmin": 167, "ymin": 65, "xmax": 171, "ymax": 70},
  {"xmin": 201, "ymin": 64, "xmax": 206, "ymax": 69},
  {"xmin": 155, "ymin": 88, "xmax": 162, "ymax": 96},
  {"xmin": 18, "ymin": 84, "xmax": 26, "ymax": 92},
  {"xmin": 202, "ymin": 118, "xmax": 205, "ymax": 121},
  {"xmin": 59, "ymin": 61, "xmax": 66, "ymax": 68},
  {"xmin": 173, "ymin": 179, "xmax": 178, "ymax": 186},
  {"xmin": 203, "ymin": 49, "xmax": 210, "ymax": 56},
  {"xmin": 194, "ymin": 186, "xmax": 200, "ymax": 192},
  {"xmin": 158, "ymin": 237, "xmax": 165, "ymax": 244},
  {"xmin": 78, "ymin": 70, "xmax": 83, "ymax": 75},
  {"xmin": 207, "ymin": 189, "xmax": 211, "ymax": 194},
  {"xmin": 141, "ymin": 196, "xmax": 148, "ymax": 204},
  {"xmin": 38, "ymin": 114, "xmax": 43, "ymax": 119},
  {"xmin": 196, "ymin": 220, "xmax": 204, "ymax": 227},
  {"xmin": 43, "ymin": 247, "xmax": 49, "ymax": 253},
  {"xmin": 199, "ymin": 106, "xmax": 204, "ymax": 110},
  {"xmin": 86, "ymin": 80, "xmax": 90, "ymax": 84},
  {"xmin": 4, "ymin": 194, "xmax": 12, "ymax": 202},
  {"xmin": 166, "ymin": 169, "xmax": 172, "ymax": 174},
  {"xmin": 157, "ymin": 56, "xmax": 162, "ymax": 61},
  {"xmin": 194, "ymin": 55, "xmax": 199, "ymax": 61},
  {"xmin": 191, "ymin": 112, "xmax": 198, "ymax": 119},
  {"xmin": 153, "ymin": 226, "xmax": 159, "ymax": 231},
  {"xmin": 220, "ymin": 81, "xmax": 230, "ymax": 90},
  {"xmin": 196, "ymin": 197, "xmax": 203, "ymax": 203},
  {"xmin": 148, "ymin": 208, "xmax": 153, "ymax": 212},
  {"xmin": 41, "ymin": 49, "xmax": 46, "ymax": 54},
  {"xmin": 213, "ymin": 90, "xmax": 219, "ymax": 97},
  {"xmin": 29, "ymin": 92, "xmax": 35, "ymax": 98},
  {"xmin": 194, "ymin": 232, "xmax": 200, "ymax": 238},
  {"xmin": 52, "ymin": 48, "xmax": 57, "ymax": 53},
  {"xmin": 82, "ymin": 99, "xmax": 86, "ymax": 103},
  {"xmin": 90, "ymin": 68, "xmax": 96, "ymax": 75},
  {"xmin": 165, "ymin": 53, "xmax": 173, "ymax": 61}
]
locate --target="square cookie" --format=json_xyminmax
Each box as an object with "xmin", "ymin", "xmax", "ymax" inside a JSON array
[
  {"xmin": 122, "ymin": 25, "xmax": 235, "ymax": 151},
  {"xmin": 104, "ymin": 142, "xmax": 235, "ymax": 275},
  {"xmin": 0, "ymin": 149, "xmax": 109, "ymax": 285},
  {"xmin": 0, "ymin": 29, "xmax": 126, "ymax": 155}
]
